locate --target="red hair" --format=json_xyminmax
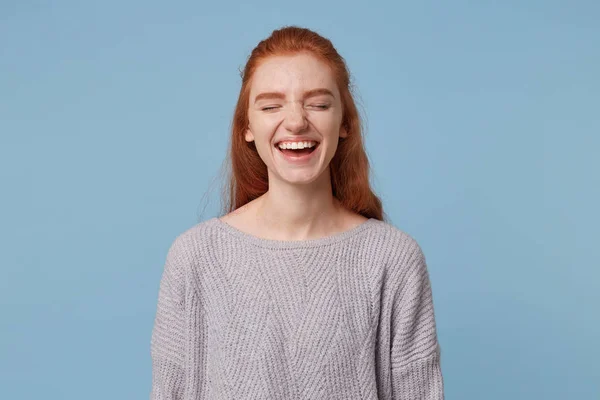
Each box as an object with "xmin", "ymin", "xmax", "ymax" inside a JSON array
[{"xmin": 218, "ymin": 26, "xmax": 385, "ymax": 221}]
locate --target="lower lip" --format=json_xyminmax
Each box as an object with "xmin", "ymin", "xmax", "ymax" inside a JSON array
[{"xmin": 275, "ymin": 143, "xmax": 320, "ymax": 164}]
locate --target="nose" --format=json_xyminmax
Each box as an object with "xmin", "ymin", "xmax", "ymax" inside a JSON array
[{"xmin": 282, "ymin": 102, "xmax": 308, "ymax": 132}]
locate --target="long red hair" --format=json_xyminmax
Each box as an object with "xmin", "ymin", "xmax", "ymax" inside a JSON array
[{"xmin": 217, "ymin": 26, "xmax": 385, "ymax": 221}]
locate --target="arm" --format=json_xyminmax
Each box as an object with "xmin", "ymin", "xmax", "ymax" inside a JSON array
[
  {"xmin": 150, "ymin": 237, "xmax": 196, "ymax": 399},
  {"xmin": 390, "ymin": 245, "xmax": 444, "ymax": 400}
]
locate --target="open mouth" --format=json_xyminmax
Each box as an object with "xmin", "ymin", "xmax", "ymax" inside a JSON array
[{"xmin": 275, "ymin": 142, "xmax": 320, "ymax": 157}]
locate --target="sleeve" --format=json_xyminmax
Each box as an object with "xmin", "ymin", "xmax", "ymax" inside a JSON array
[
  {"xmin": 149, "ymin": 237, "xmax": 196, "ymax": 400},
  {"xmin": 390, "ymin": 244, "xmax": 444, "ymax": 400}
]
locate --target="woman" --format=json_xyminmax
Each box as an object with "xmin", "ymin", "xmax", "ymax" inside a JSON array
[{"xmin": 150, "ymin": 26, "xmax": 444, "ymax": 399}]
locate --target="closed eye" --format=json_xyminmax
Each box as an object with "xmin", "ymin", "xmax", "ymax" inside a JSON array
[{"xmin": 261, "ymin": 104, "xmax": 329, "ymax": 111}]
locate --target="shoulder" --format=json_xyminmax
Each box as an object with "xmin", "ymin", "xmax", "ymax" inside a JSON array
[
  {"xmin": 361, "ymin": 219, "xmax": 430, "ymax": 292},
  {"xmin": 365, "ymin": 218, "xmax": 426, "ymax": 262},
  {"xmin": 169, "ymin": 218, "xmax": 222, "ymax": 250},
  {"xmin": 162, "ymin": 218, "xmax": 225, "ymax": 277}
]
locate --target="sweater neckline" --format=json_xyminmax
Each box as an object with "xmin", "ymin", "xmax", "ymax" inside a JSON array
[{"xmin": 210, "ymin": 217, "xmax": 377, "ymax": 249}]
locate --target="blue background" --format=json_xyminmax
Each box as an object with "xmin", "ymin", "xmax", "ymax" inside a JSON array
[{"xmin": 1, "ymin": 1, "xmax": 598, "ymax": 398}]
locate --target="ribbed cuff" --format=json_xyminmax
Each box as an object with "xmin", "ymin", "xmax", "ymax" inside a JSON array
[{"xmin": 391, "ymin": 352, "xmax": 444, "ymax": 400}]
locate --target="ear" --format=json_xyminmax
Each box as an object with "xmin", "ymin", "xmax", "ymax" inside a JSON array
[
  {"xmin": 339, "ymin": 123, "xmax": 348, "ymax": 139},
  {"xmin": 245, "ymin": 127, "xmax": 254, "ymax": 142}
]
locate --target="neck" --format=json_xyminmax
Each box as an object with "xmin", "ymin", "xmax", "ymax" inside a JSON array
[{"xmin": 252, "ymin": 170, "xmax": 345, "ymax": 241}]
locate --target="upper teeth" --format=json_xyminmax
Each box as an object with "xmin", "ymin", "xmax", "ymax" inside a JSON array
[{"xmin": 278, "ymin": 141, "xmax": 318, "ymax": 150}]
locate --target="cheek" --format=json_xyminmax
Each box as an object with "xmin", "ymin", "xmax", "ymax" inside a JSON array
[
  {"xmin": 253, "ymin": 133, "xmax": 273, "ymax": 157},
  {"xmin": 249, "ymin": 123, "xmax": 277, "ymax": 161},
  {"xmin": 251, "ymin": 114, "xmax": 281, "ymax": 136},
  {"xmin": 312, "ymin": 113, "xmax": 343, "ymax": 137}
]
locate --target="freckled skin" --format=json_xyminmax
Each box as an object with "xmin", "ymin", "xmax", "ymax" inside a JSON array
[{"xmin": 245, "ymin": 53, "xmax": 348, "ymax": 186}]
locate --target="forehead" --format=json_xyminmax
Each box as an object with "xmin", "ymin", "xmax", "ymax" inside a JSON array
[{"xmin": 249, "ymin": 53, "xmax": 338, "ymax": 97}]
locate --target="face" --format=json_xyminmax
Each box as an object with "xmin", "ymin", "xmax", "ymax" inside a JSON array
[{"xmin": 245, "ymin": 53, "xmax": 347, "ymax": 185}]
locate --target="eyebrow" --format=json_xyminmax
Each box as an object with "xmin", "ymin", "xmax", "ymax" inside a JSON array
[{"xmin": 253, "ymin": 88, "xmax": 335, "ymax": 104}]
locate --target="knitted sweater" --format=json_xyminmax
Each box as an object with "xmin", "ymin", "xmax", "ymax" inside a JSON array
[{"xmin": 150, "ymin": 217, "xmax": 444, "ymax": 399}]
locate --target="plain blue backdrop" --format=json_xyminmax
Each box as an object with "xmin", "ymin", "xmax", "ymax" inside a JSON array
[{"xmin": 1, "ymin": 1, "xmax": 598, "ymax": 399}]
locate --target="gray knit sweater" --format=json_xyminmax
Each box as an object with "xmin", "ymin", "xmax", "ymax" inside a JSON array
[{"xmin": 150, "ymin": 217, "xmax": 444, "ymax": 399}]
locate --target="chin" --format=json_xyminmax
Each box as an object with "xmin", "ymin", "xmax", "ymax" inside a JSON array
[{"xmin": 277, "ymin": 169, "xmax": 326, "ymax": 185}]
